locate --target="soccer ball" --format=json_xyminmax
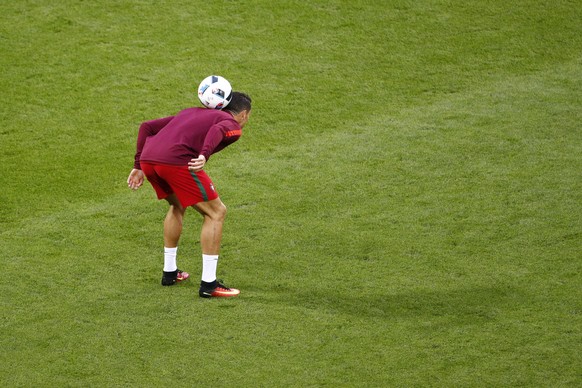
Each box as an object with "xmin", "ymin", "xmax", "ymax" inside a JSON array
[{"xmin": 197, "ymin": 75, "xmax": 232, "ymax": 109}]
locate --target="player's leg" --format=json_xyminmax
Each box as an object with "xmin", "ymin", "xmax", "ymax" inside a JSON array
[
  {"xmin": 160, "ymin": 194, "xmax": 190, "ymax": 286},
  {"xmin": 141, "ymin": 163, "xmax": 190, "ymax": 286},
  {"xmin": 140, "ymin": 163, "xmax": 188, "ymax": 285},
  {"xmin": 192, "ymin": 197, "xmax": 226, "ymax": 255},
  {"xmin": 193, "ymin": 198, "xmax": 240, "ymax": 298},
  {"xmin": 163, "ymin": 193, "xmax": 185, "ymax": 248}
]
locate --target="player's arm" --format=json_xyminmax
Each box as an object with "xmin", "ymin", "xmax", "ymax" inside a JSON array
[
  {"xmin": 128, "ymin": 116, "xmax": 174, "ymax": 190},
  {"xmin": 188, "ymin": 121, "xmax": 241, "ymax": 172},
  {"xmin": 133, "ymin": 116, "xmax": 174, "ymax": 170}
]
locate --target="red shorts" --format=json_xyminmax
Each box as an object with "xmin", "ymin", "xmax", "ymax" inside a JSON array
[{"xmin": 141, "ymin": 162, "xmax": 218, "ymax": 207}]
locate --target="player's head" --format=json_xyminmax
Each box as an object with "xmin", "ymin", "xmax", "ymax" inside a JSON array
[
  {"xmin": 224, "ymin": 92, "xmax": 252, "ymax": 114},
  {"xmin": 224, "ymin": 92, "xmax": 252, "ymax": 127}
]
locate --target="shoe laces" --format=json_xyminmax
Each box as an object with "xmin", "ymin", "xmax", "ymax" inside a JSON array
[{"xmin": 215, "ymin": 279, "xmax": 231, "ymax": 290}]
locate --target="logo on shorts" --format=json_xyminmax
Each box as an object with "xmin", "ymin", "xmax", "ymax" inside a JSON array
[{"xmin": 210, "ymin": 184, "xmax": 215, "ymax": 192}]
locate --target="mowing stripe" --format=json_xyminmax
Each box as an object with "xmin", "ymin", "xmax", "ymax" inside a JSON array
[{"xmin": 189, "ymin": 171, "xmax": 208, "ymax": 201}]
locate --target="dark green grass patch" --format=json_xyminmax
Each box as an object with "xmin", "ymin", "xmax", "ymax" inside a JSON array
[{"xmin": 1, "ymin": 0, "xmax": 581, "ymax": 386}]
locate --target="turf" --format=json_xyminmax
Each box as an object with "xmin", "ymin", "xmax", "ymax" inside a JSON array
[{"xmin": 1, "ymin": 0, "xmax": 581, "ymax": 386}]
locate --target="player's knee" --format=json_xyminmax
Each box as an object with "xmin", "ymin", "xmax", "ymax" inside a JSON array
[
  {"xmin": 216, "ymin": 202, "xmax": 227, "ymax": 221},
  {"xmin": 197, "ymin": 199, "xmax": 227, "ymax": 221}
]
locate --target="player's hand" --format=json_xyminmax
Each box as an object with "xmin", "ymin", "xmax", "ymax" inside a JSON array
[
  {"xmin": 127, "ymin": 169, "xmax": 144, "ymax": 190},
  {"xmin": 188, "ymin": 155, "xmax": 206, "ymax": 172}
]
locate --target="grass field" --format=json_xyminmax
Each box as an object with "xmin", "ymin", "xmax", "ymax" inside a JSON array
[{"xmin": 1, "ymin": 0, "xmax": 581, "ymax": 386}]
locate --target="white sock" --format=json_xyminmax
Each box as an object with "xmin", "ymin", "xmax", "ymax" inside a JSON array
[
  {"xmin": 201, "ymin": 254, "xmax": 219, "ymax": 283},
  {"xmin": 164, "ymin": 247, "xmax": 178, "ymax": 272}
]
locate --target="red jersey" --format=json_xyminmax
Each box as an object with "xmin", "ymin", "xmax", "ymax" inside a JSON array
[{"xmin": 133, "ymin": 107, "xmax": 241, "ymax": 169}]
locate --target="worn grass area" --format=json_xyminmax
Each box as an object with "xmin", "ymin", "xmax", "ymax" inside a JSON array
[{"xmin": 1, "ymin": 0, "xmax": 581, "ymax": 386}]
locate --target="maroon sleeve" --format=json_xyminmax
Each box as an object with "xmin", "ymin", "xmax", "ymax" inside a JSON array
[
  {"xmin": 199, "ymin": 120, "xmax": 241, "ymax": 161},
  {"xmin": 133, "ymin": 116, "xmax": 174, "ymax": 169}
]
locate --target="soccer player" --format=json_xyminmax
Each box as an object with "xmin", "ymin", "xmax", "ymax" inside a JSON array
[{"xmin": 127, "ymin": 92, "xmax": 252, "ymax": 298}]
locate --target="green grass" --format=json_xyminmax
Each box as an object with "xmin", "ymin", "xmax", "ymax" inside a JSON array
[{"xmin": 1, "ymin": 0, "xmax": 581, "ymax": 386}]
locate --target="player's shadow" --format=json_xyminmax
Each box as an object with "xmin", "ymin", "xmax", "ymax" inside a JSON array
[{"xmin": 265, "ymin": 283, "xmax": 520, "ymax": 324}]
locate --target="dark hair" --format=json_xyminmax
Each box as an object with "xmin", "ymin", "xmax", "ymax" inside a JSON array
[{"xmin": 224, "ymin": 91, "xmax": 252, "ymax": 114}]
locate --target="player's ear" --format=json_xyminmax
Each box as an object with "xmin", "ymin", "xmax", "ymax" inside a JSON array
[{"xmin": 236, "ymin": 110, "xmax": 250, "ymax": 127}]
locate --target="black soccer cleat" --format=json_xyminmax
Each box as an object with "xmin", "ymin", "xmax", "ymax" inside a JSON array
[
  {"xmin": 161, "ymin": 269, "xmax": 190, "ymax": 286},
  {"xmin": 199, "ymin": 279, "xmax": 240, "ymax": 298}
]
